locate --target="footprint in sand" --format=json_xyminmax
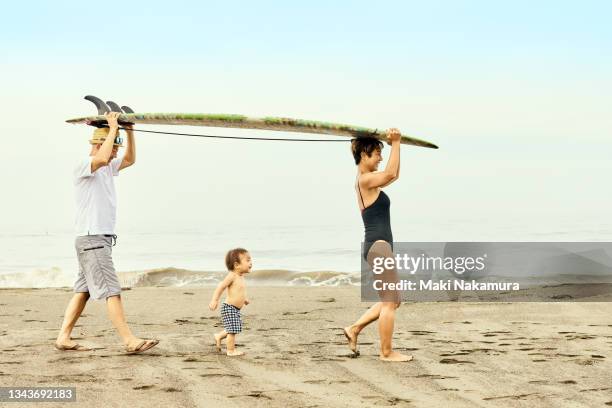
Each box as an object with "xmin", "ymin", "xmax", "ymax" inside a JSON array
[
  {"xmin": 228, "ymin": 391, "xmax": 272, "ymax": 400},
  {"xmin": 311, "ymin": 357, "xmax": 346, "ymax": 362},
  {"xmin": 199, "ymin": 373, "xmax": 243, "ymax": 378},
  {"xmin": 564, "ymin": 333, "xmax": 598, "ymax": 340},
  {"xmin": 440, "ymin": 352, "xmax": 471, "ymax": 357},
  {"xmin": 133, "ymin": 385, "xmax": 155, "ymax": 390},
  {"xmin": 334, "ymin": 352, "xmax": 360, "ymax": 359},
  {"xmin": 432, "ymin": 339, "xmax": 460, "ymax": 344},
  {"xmin": 511, "ymin": 321, "xmax": 542, "ymax": 325},
  {"xmin": 415, "ymin": 374, "xmax": 458, "ymax": 380},
  {"xmin": 408, "ymin": 330, "xmax": 436, "ymax": 335},
  {"xmin": 483, "ymin": 393, "xmax": 539, "ymax": 401},
  {"xmin": 303, "ymin": 379, "xmax": 326, "ymax": 384},
  {"xmin": 575, "ymin": 359, "xmax": 597, "ymax": 365},
  {"xmin": 183, "ymin": 357, "xmax": 205, "ymax": 362},
  {"xmin": 439, "ymin": 358, "xmax": 474, "ymax": 364},
  {"xmin": 580, "ymin": 387, "xmax": 612, "ymax": 393},
  {"xmin": 41, "ymin": 374, "xmax": 96, "ymax": 383},
  {"xmin": 386, "ymin": 397, "xmax": 412, "ymax": 405},
  {"xmin": 47, "ymin": 357, "xmax": 76, "ymax": 364}
]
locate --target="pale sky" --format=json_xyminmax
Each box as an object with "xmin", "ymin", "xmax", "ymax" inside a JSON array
[{"xmin": 1, "ymin": 0, "xmax": 610, "ymax": 239}]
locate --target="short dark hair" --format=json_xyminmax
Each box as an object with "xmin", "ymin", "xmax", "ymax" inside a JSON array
[
  {"xmin": 225, "ymin": 248, "xmax": 248, "ymax": 271},
  {"xmin": 351, "ymin": 137, "xmax": 383, "ymax": 165}
]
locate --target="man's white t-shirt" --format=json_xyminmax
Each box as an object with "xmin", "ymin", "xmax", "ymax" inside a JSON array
[{"xmin": 74, "ymin": 152, "xmax": 125, "ymax": 236}]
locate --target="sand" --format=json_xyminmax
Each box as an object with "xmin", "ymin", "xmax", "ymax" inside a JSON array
[{"xmin": 0, "ymin": 287, "xmax": 611, "ymax": 407}]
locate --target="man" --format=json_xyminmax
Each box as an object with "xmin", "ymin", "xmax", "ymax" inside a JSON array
[{"xmin": 55, "ymin": 112, "xmax": 159, "ymax": 354}]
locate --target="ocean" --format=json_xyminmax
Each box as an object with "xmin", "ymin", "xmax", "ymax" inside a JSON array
[
  {"xmin": 0, "ymin": 224, "xmax": 363, "ymax": 288},
  {"xmin": 2, "ymin": 219, "xmax": 610, "ymax": 288}
]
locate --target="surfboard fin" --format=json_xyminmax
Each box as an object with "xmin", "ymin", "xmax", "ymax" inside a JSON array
[
  {"xmin": 106, "ymin": 101, "xmax": 123, "ymax": 112},
  {"xmin": 107, "ymin": 100, "xmax": 135, "ymax": 125},
  {"xmin": 113, "ymin": 102, "xmax": 137, "ymax": 124},
  {"xmin": 84, "ymin": 95, "xmax": 111, "ymax": 115}
]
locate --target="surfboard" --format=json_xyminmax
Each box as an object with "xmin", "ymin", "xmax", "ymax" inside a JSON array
[{"xmin": 66, "ymin": 96, "xmax": 439, "ymax": 149}]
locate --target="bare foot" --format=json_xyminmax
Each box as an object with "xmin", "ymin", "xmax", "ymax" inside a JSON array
[
  {"xmin": 379, "ymin": 351, "xmax": 413, "ymax": 362},
  {"xmin": 214, "ymin": 333, "xmax": 223, "ymax": 352},
  {"xmin": 343, "ymin": 326, "xmax": 359, "ymax": 355},
  {"xmin": 226, "ymin": 350, "xmax": 244, "ymax": 356}
]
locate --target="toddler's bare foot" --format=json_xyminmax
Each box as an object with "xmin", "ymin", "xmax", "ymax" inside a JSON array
[
  {"xmin": 379, "ymin": 351, "xmax": 413, "ymax": 362},
  {"xmin": 214, "ymin": 333, "xmax": 223, "ymax": 352},
  {"xmin": 226, "ymin": 350, "xmax": 244, "ymax": 356},
  {"xmin": 343, "ymin": 326, "xmax": 359, "ymax": 355}
]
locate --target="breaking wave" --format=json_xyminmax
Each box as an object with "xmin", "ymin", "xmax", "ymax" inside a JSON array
[
  {"xmin": 120, "ymin": 268, "xmax": 360, "ymax": 287},
  {"xmin": 0, "ymin": 267, "xmax": 360, "ymax": 288}
]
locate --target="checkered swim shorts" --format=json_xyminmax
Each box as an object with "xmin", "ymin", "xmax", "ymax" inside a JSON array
[{"xmin": 220, "ymin": 302, "xmax": 243, "ymax": 334}]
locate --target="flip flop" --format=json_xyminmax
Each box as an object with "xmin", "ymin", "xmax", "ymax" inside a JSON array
[
  {"xmin": 126, "ymin": 339, "xmax": 159, "ymax": 355},
  {"xmin": 54, "ymin": 342, "xmax": 92, "ymax": 351}
]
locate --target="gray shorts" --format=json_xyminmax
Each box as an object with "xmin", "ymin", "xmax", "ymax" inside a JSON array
[{"xmin": 73, "ymin": 235, "xmax": 121, "ymax": 300}]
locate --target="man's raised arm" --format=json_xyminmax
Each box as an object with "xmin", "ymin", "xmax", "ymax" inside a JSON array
[{"xmin": 119, "ymin": 123, "xmax": 136, "ymax": 170}]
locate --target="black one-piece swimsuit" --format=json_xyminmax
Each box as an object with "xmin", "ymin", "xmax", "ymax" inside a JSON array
[{"xmin": 357, "ymin": 182, "xmax": 393, "ymax": 261}]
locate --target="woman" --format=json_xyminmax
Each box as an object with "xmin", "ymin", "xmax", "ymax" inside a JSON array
[{"xmin": 343, "ymin": 129, "xmax": 412, "ymax": 362}]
